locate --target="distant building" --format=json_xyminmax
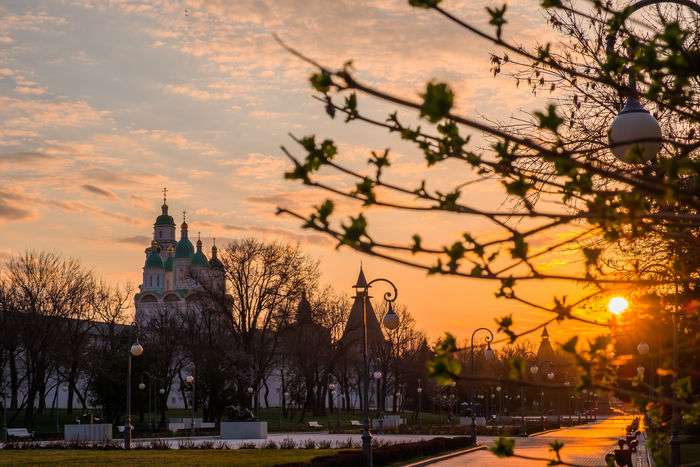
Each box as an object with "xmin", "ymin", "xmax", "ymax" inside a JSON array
[{"xmin": 134, "ymin": 191, "xmax": 224, "ymax": 323}]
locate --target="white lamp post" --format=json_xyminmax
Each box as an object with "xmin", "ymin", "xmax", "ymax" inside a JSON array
[{"xmin": 125, "ymin": 337, "xmax": 143, "ymax": 450}]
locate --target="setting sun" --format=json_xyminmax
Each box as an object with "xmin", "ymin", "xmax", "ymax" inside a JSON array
[{"xmin": 608, "ymin": 296, "xmax": 630, "ymax": 315}]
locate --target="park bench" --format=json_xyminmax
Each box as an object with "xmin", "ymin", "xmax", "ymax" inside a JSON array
[
  {"xmin": 308, "ymin": 421, "xmax": 323, "ymax": 429},
  {"xmin": 6, "ymin": 428, "xmax": 33, "ymax": 440},
  {"xmin": 350, "ymin": 420, "xmax": 362, "ymax": 427}
]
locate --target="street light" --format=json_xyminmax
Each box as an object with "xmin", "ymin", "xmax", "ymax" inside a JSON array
[
  {"xmin": 382, "ymin": 303, "xmax": 400, "ymax": 330},
  {"xmin": 530, "ymin": 365, "xmax": 539, "ymax": 375},
  {"xmin": 247, "ymin": 386, "xmax": 254, "ymax": 416},
  {"xmin": 637, "ymin": 341, "xmax": 650, "ymax": 356},
  {"xmin": 355, "ymin": 274, "xmax": 399, "ymax": 467},
  {"xmin": 185, "ymin": 369, "xmax": 195, "ymax": 437},
  {"xmin": 125, "ymin": 332, "xmax": 144, "ymax": 450},
  {"xmin": 417, "ymin": 383, "xmax": 423, "ymax": 427}
]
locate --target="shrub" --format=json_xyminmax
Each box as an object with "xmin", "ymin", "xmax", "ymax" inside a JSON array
[
  {"xmin": 303, "ymin": 439, "xmax": 316, "ymax": 449},
  {"xmin": 280, "ymin": 437, "xmax": 296, "ymax": 449},
  {"xmin": 178, "ymin": 440, "xmax": 197, "ymax": 449},
  {"xmin": 239, "ymin": 442, "xmax": 257, "ymax": 449},
  {"xmin": 318, "ymin": 440, "xmax": 332, "ymax": 449},
  {"xmin": 263, "ymin": 440, "xmax": 279, "ymax": 449},
  {"xmin": 335, "ymin": 437, "xmax": 355, "ymax": 449},
  {"xmin": 150, "ymin": 439, "xmax": 171, "ymax": 450},
  {"xmin": 278, "ymin": 436, "xmax": 475, "ymax": 466}
]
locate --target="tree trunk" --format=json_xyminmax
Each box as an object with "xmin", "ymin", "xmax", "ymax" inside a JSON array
[
  {"xmin": 67, "ymin": 365, "xmax": 77, "ymax": 414},
  {"xmin": 9, "ymin": 351, "xmax": 18, "ymax": 409}
]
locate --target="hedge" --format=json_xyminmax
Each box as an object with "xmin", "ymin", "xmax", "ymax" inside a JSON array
[{"xmin": 277, "ymin": 436, "xmax": 475, "ymax": 466}]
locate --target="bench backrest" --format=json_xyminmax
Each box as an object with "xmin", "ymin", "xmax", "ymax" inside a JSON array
[{"xmin": 7, "ymin": 428, "xmax": 31, "ymax": 435}]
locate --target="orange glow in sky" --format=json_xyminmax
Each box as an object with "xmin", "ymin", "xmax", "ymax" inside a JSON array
[{"xmin": 607, "ymin": 296, "xmax": 630, "ymax": 315}]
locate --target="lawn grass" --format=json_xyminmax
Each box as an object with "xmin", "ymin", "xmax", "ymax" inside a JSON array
[
  {"xmin": 681, "ymin": 443, "xmax": 700, "ymax": 464},
  {"xmin": 0, "ymin": 449, "xmax": 340, "ymax": 466}
]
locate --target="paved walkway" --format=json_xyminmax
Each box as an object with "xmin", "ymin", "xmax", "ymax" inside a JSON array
[{"xmin": 433, "ymin": 416, "xmax": 636, "ymax": 466}]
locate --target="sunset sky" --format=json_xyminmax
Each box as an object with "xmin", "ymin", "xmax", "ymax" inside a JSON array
[{"xmin": 0, "ymin": 0, "xmax": 609, "ymax": 347}]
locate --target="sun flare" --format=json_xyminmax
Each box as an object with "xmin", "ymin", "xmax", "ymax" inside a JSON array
[{"xmin": 607, "ymin": 296, "xmax": 629, "ymax": 315}]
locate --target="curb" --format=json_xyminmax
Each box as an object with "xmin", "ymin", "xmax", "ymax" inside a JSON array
[
  {"xmin": 403, "ymin": 444, "xmax": 487, "ymax": 466},
  {"xmin": 529, "ymin": 428, "xmax": 561, "ymax": 437}
]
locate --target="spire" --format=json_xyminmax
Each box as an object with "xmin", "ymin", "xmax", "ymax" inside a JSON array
[
  {"xmin": 196, "ymin": 232, "xmax": 202, "ymax": 251},
  {"xmin": 155, "ymin": 188, "xmax": 175, "ymax": 227},
  {"xmin": 181, "ymin": 210, "xmax": 188, "ymax": 238},
  {"xmin": 295, "ymin": 292, "xmax": 313, "ymax": 324},
  {"xmin": 352, "ymin": 265, "xmax": 368, "ymax": 289},
  {"xmin": 161, "ymin": 187, "xmax": 168, "ymax": 213},
  {"xmin": 209, "ymin": 237, "xmax": 224, "ymax": 270},
  {"xmin": 541, "ymin": 327, "xmax": 549, "ymax": 339}
]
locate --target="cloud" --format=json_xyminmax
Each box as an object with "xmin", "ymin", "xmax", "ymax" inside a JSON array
[
  {"xmin": 0, "ymin": 151, "xmax": 51, "ymax": 164},
  {"xmin": 15, "ymin": 85, "xmax": 46, "ymax": 95},
  {"xmin": 0, "ymin": 198, "xmax": 34, "ymax": 221},
  {"xmin": 221, "ymin": 223, "xmax": 333, "ymax": 247},
  {"xmin": 225, "ymin": 153, "xmax": 286, "ymax": 180},
  {"xmin": 115, "ymin": 235, "xmax": 150, "ymax": 245},
  {"xmin": 81, "ymin": 184, "xmax": 117, "ymax": 199}
]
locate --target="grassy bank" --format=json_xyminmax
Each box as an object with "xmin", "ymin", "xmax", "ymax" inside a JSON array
[{"xmin": 0, "ymin": 448, "xmax": 340, "ymax": 466}]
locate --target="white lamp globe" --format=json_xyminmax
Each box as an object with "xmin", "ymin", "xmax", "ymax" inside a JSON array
[
  {"xmin": 130, "ymin": 342, "xmax": 144, "ymax": 357},
  {"xmin": 417, "ymin": 387, "xmax": 423, "ymax": 393},
  {"xmin": 382, "ymin": 306, "xmax": 400, "ymax": 330},
  {"xmin": 530, "ymin": 365, "xmax": 539, "ymax": 375},
  {"xmin": 186, "ymin": 375, "xmax": 194, "ymax": 384},
  {"xmin": 547, "ymin": 372, "xmax": 555, "ymax": 380},
  {"xmin": 484, "ymin": 346, "xmax": 495, "ymax": 361},
  {"xmin": 637, "ymin": 341, "xmax": 650, "ymax": 355},
  {"xmin": 496, "ymin": 386, "xmax": 502, "ymax": 392},
  {"xmin": 373, "ymin": 371, "xmax": 383, "ymax": 380},
  {"xmin": 637, "ymin": 366, "xmax": 645, "ymax": 377},
  {"xmin": 138, "ymin": 382, "xmax": 146, "ymax": 390},
  {"xmin": 328, "ymin": 383, "xmax": 335, "ymax": 391},
  {"xmin": 608, "ymin": 97, "xmax": 661, "ymax": 163},
  {"xmin": 247, "ymin": 386, "xmax": 254, "ymax": 394},
  {"xmin": 159, "ymin": 388, "xmax": 165, "ymax": 395}
]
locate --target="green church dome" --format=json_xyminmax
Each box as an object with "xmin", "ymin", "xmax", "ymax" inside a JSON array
[
  {"xmin": 145, "ymin": 249, "xmax": 164, "ymax": 269},
  {"xmin": 175, "ymin": 238, "xmax": 194, "ymax": 258},
  {"xmin": 155, "ymin": 202, "xmax": 175, "ymax": 226},
  {"xmin": 191, "ymin": 238, "xmax": 208, "ymax": 267},
  {"xmin": 155, "ymin": 213, "xmax": 175, "ymax": 226}
]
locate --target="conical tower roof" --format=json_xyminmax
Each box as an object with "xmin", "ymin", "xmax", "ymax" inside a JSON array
[
  {"xmin": 295, "ymin": 293, "xmax": 313, "ymax": 324},
  {"xmin": 536, "ymin": 327, "xmax": 556, "ymax": 361},
  {"xmin": 339, "ymin": 267, "xmax": 384, "ymax": 350}
]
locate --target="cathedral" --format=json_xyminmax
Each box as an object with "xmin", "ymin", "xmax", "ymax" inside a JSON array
[{"xmin": 134, "ymin": 191, "xmax": 225, "ymax": 323}]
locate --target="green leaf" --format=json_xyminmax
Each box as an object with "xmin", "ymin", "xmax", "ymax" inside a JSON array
[
  {"xmin": 420, "ymin": 82, "xmax": 454, "ymax": 123},
  {"xmin": 310, "ymin": 71, "xmax": 332, "ymax": 93},
  {"xmin": 541, "ymin": 0, "xmax": 562, "ymax": 7},
  {"xmin": 486, "ymin": 4, "xmax": 508, "ymax": 40},
  {"xmin": 534, "ymin": 104, "xmax": 564, "ymax": 133},
  {"xmin": 408, "ymin": 0, "xmax": 441, "ymax": 7}
]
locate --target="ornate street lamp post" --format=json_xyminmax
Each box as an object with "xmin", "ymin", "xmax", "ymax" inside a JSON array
[
  {"xmin": 416, "ymin": 382, "xmax": 423, "ymax": 427},
  {"xmin": 186, "ymin": 368, "xmax": 195, "ymax": 437},
  {"xmin": 607, "ymin": 1, "xmax": 700, "ymax": 454},
  {"xmin": 247, "ymin": 386, "xmax": 254, "ymax": 416},
  {"xmin": 355, "ymin": 275, "xmax": 399, "ymax": 467},
  {"xmin": 125, "ymin": 329, "xmax": 144, "ymax": 450}
]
